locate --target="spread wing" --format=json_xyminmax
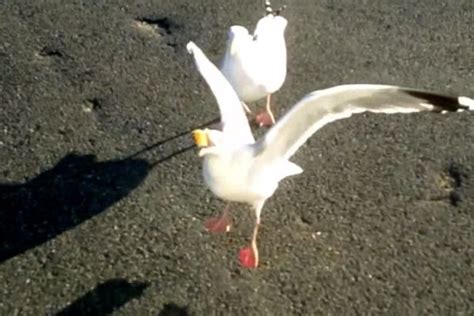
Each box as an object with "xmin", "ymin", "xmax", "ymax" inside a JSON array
[
  {"xmin": 187, "ymin": 41, "xmax": 255, "ymax": 145},
  {"xmin": 254, "ymin": 84, "xmax": 473, "ymax": 162}
]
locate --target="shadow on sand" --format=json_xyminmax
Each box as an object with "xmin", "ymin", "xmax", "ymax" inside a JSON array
[
  {"xmin": 159, "ymin": 303, "xmax": 190, "ymax": 316},
  {"xmin": 55, "ymin": 278, "xmax": 149, "ymax": 316},
  {"xmin": 0, "ymin": 116, "xmax": 219, "ymax": 263},
  {"xmin": 0, "ymin": 153, "xmax": 151, "ymax": 263}
]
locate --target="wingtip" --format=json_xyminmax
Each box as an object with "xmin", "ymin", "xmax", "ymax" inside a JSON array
[
  {"xmin": 459, "ymin": 96, "xmax": 474, "ymax": 110},
  {"xmin": 186, "ymin": 41, "xmax": 196, "ymax": 54}
]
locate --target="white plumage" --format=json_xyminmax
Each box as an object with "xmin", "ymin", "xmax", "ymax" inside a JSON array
[
  {"xmin": 187, "ymin": 41, "xmax": 474, "ymax": 268},
  {"xmin": 220, "ymin": 4, "xmax": 288, "ymax": 126},
  {"xmin": 220, "ymin": 15, "xmax": 287, "ymax": 102}
]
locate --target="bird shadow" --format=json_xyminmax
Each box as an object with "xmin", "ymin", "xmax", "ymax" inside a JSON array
[
  {"xmin": 158, "ymin": 303, "xmax": 190, "ymax": 316},
  {"xmin": 0, "ymin": 116, "xmax": 219, "ymax": 264},
  {"xmin": 0, "ymin": 153, "xmax": 151, "ymax": 263},
  {"xmin": 55, "ymin": 278, "xmax": 149, "ymax": 316}
]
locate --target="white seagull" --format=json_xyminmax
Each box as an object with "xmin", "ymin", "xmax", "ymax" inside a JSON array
[
  {"xmin": 220, "ymin": 0, "xmax": 287, "ymax": 126},
  {"xmin": 187, "ymin": 41, "xmax": 474, "ymax": 268}
]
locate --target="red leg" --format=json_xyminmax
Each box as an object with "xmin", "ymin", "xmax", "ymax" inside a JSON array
[
  {"xmin": 204, "ymin": 203, "xmax": 232, "ymax": 233},
  {"xmin": 239, "ymin": 221, "xmax": 260, "ymax": 268},
  {"xmin": 239, "ymin": 201, "xmax": 264, "ymax": 268}
]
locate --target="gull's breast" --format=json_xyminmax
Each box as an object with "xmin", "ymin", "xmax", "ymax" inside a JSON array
[{"xmin": 202, "ymin": 154, "xmax": 271, "ymax": 204}]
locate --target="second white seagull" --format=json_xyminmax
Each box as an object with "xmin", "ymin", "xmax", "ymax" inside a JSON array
[{"xmin": 220, "ymin": 1, "xmax": 288, "ymax": 126}]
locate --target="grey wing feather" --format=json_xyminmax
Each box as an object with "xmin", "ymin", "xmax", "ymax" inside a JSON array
[{"xmin": 255, "ymin": 84, "xmax": 471, "ymax": 163}]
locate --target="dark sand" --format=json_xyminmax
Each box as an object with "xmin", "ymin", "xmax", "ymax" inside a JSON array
[{"xmin": 1, "ymin": 1, "xmax": 473, "ymax": 315}]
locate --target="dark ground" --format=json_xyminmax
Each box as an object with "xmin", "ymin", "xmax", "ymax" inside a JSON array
[{"xmin": 0, "ymin": 0, "xmax": 473, "ymax": 315}]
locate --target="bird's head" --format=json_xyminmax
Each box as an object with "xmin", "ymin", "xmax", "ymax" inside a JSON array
[{"xmin": 192, "ymin": 129, "xmax": 225, "ymax": 157}]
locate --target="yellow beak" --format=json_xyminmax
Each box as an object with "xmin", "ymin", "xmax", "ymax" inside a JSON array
[{"xmin": 192, "ymin": 129, "xmax": 209, "ymax": 148}]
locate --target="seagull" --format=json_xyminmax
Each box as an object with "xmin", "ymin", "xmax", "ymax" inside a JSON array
[
  {"xmin": 220, "ymin": 0, "xmax": 288, "ymax": 127},
  {"xmin": 186, "ymin": 41, "xmax": 474, "ymax": 268}
]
